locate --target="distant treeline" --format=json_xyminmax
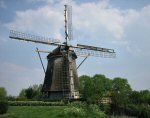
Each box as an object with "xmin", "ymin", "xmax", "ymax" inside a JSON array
[{"xmin": 2, "ymin": 74, "xmax": 150, "ymax": 117}]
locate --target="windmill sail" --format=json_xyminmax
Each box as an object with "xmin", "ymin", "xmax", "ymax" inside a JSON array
[
  {"xmin": 9, "ymin": 30, "xmax": 60, "ymax": 45},
  {"xmin": 67, "ymin": 5, "xmax": 73, "ymax": 41},
  {"xmin": 73, "ymin": 44, "xmax": 116, "ymax": 58},
  {"xmin": 74, "ymin": 48, "xmax": 116, "ymax": 58}
]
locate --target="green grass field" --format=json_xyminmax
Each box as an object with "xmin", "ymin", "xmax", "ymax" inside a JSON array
[
  {"xmin": 0, "ymin": 106, "xmax": 133, "ymax": 118},
  {"xmin": 0, "ymin": 106, "xmax": 66, "ymax": 118},
  {"xmin": 0, "ymin": 105, "xmax": 109, "ymax": 118}
]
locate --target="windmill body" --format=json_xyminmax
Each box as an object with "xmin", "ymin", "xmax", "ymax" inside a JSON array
[
  {"xmin": 42, "ymin": 45, "xmax": 79, "ymax": 99},
  {"xmin": 9, "ymin": 4, "xmax": 116, "ymax": 100}
]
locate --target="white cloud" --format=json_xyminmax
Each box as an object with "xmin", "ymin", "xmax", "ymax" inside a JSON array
[
  {"xmin": 5, "ymin": 0, "xmax": 126, "ymax": 42},
  {"xmin": 73, "ymin": 1, "xmax": 125, "ymax": 40},
  {"xmin": 5, "ymin": 5, "xmax": 64, "ymax": 40},
  {"xmin": 4, "ymin": 1, "xmax": 150, "ymax": 55},
  {"xmin": 26, "ymin": 0, "xmax": 71, "ymax": 4},
  {"xmin": 0, "ymin": 62, "xmax": 44, "ymax": 96},
  {"xmin": 124, "ymin": 5, "xmax": 150, "ymax": 56}
]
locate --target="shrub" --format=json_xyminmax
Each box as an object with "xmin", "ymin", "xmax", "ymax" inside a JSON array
[
  {"xmin": 87, "ymin": 104, "xmax": 108, "ymax": 118},
  {"xmin": 0, "ymin": 101, "xmax": 8, "ymax": 114},
  {"xmin": 99, "ymin": 103, "xmax": 111, "ymax": 114},
  {"xmin": 63, "ymin": 106, "xmax": 86, "ymax": 118},
  {"xmin": 62, "ymin": 102, "xmax": 108, "ymax": 118},
  {"xmin": 0, "ymin": 87, "xmax": 8, "ymax": 114}
]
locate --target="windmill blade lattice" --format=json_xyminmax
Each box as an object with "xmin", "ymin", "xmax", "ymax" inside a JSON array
[
  {"xmin": 74, "ymin": 48, "xmax": 116, "ymax": 58},
  {"xmin": 67, "ymin": 5, "xmax": 73, "ymax": 41},
  {"xmin": 9, "ymin": 30, "xmax": 60, "ymax": 45}
]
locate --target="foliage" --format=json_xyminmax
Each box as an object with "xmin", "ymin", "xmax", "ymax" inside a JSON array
[
  {"xmin": 109, "ymin": 77, "xmax": 132, "ymax": 115},
  {"xmin": 79, "ymin": 74, "xmax": 112, "ymax": 104},
  {"xmin": 25, "ymin": 87, "xmax": 35, "ymax": 99},
  {"xmin": 62, "ymin": 101, "xmax": 108, "ymax": 118},
  {"xmin": 63, "ymin": 105, "xmax": 86, "ymax": 117},
  {"xmin": 128, "ymin": 90, "xmax": 150, "ymax": 105},
  {"xmin": 5, "ymin": 73, "xmax": 149, "ymax": 117},
  {"xmin": 112, "ymin": 104, "xmax": 150, "ymax": 118},
  {"xmin": 79, "ymin": 75, "xmax": 91, "ymax": 94},
  {"xmin": 99, "ymin": 104, "xmax": 111, "ymax": 114},
  {"xmin": 0, "ymin": 87, "xmax": 8, "ymax": 114},
  {"xmin": 0, "ymin": 87, "xmax": 7, "ymax": 100},
  {"xmin": 18, "ymin": 89, "xmax": 27, "ymax": 100},
  {"xmin": 0, "ymin": 101, "xmax": 8, "ymax": 115},
  {"xmin": 7, "ymin": 95, "xmax": 17, "ymax": 101},
  {"xmin": 79, "ymin": 74, "xmax": 150, "ymax": 117},
  {"xmin": 8, "ymin": 101, "xmax": 64, "ymax": 106},
  {"xmin": 129, "ymin": 90, "xmax": 141, "ymax": 104},
  {"xmin": 18, "ymin": 84, "xmax": 43, "ymax": 100},
  {"xmin": 138, "ymin": 90, "xmax": 150, "ymax": 104}
]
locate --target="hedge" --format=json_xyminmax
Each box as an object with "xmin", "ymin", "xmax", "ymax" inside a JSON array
[{"xmin": 8, "ymin": 101, "xmax": 65, "ymax": 106}]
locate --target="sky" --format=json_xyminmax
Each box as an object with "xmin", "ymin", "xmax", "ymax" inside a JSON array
[{"xmin": 0, "ymin": 0, "xmax": 150, "ymax": 96}]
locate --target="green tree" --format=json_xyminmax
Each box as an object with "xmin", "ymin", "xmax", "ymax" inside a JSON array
[
  {"xmin": 79, "ymin": 75, "xmax": 91, "ymax": 94},
  {"xmin": 92, "ymin": 74, "xmax": 112, "ymax": 97},
  {"xmin": 129, "ymin": 90, "xmax": 141, "ymax": 104},
  {"xmin": 111, "ymin": 77, "xmax": 132, "ymax": 114},
  {"xmin": 79, "ymin": 74, "xmax": 112, "ymax": 104},
  {"xmin": 25, "ymin": 87, "xmax": 35, "ymax": 99},
  {"xmin": 83, "ymin": 76, "xmax": 94, "ymax": 100},
  {"xmin": 19, "ymin": 89, "xmax": 26, "ymax": 100},
  {"xmin": 0, "ymin": 87, "xmax": 7, "ymax": 100},
  {"xmin": 139, "ymin": 90, "xmax": 150, "ymax": 104},
  {"xmin": 34, "ymin": 84, "xmax": 43, "ymax": 100},
  {"xmin": 19, "ymin": 84, "xmax": 43, "ymax": 100}
]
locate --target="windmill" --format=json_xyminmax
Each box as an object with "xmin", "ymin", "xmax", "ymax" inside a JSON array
[{"xmin": 9, "ymin": 4, "xmax": 116, "ymax": 100}]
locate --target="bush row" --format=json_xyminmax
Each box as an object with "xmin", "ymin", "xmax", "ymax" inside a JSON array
[{"xmin": 8, "ymin": 101, "xmax": 65, "ymax": 106}]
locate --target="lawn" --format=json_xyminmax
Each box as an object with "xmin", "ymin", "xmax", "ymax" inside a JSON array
[
  {"xmin": 0, "ymin": 106, "xmax": 135, "ymax": 118},
  {"xmin": 0, "ymin": 106, "xmax": 66, "ymax": 118},
  {"xmin": 0, "ymin": 105, "xmax": 108, "ymax": 118}
]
